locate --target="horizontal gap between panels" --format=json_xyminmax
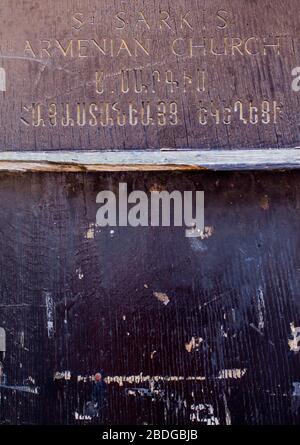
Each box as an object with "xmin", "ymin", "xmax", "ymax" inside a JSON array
[{"xmin": 0, "ymin": 149, "xmax": 299, "ymax": 172}]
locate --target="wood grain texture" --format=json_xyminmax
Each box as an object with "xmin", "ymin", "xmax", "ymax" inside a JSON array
[
  {"xmin": 0, "ymin": 171, "xmax": 300, "ymax": 425},
  {"xmin": 0, "ymin": 0, "xmax": 299, "ymax": 151},
  {"xmin": 1, "ymin": 149, "xmax": 300, "ymax": 171}
]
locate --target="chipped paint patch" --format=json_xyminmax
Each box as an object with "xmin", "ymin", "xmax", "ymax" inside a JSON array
[
  {"xmin": 149, "ymin": 183, "xmax": 166, "ymax": 192},
  {"xmin": 220, "ymin": 325, "xmax": 228, "ymax": 338},
  {"xmin": 185, "ymin": 337, "xmax": 203, "ymax": 353},
  {"xmin": 0, "ymin": 385, "xmax": 39, "ymax": 394},
  {"xmin": 257, "ymin": 286, "xmax": 266, "ymax": 331},
  {"xmin": 0, "ymin": 327, "xmax": 6, "ymax": 357},
  {"xmin": 288, "ymin": 323, "xmax": 300, "ymax": 352},
  {"xmin": 293, "ymin": 382, "xmax": 300, "ymax": 397},
  {"xmin": 76, "ymin": 267, "xmax": 84, "ymax": 280},
  {"xmin": 190, "ymin": 403, "xmax": 220, "ymax": 425},
  {"xmin": 75, "ymin": 412, "xmax": 92, "ymax": 421},
  {"xmin": 45, "ymin": 292, "xmax": 55, "ymax": 339},
  {"xmin": 153, "ymin": 292, "xmax": 170, "ymax": 306},
  {"xmin": 200, "ymin": 226, "xmax": 215, "ymax": 240},
  {"xmin": 125, "ymin": 387, "xmax": 165, "ymax": 399},
  {"xmin": 73, "ymin": 370, "xmax": 247, "ymax": 387},
  {"xmin": 127, "ymin": 389, "xmax": 137, "ymax": 396},
  {"xmin": 54, "ymin": 371, "xmax": 71, "ymax": 381},
  {"xmin": 188, "ymin": 225, "xmax": 215, "ymax": 239},
  {"xmin": 150, "ymin": 351, "xmax": 157, "ymax": 359},
  {"xmin": 85, "ymin": 223, "xmax": 95, "ymax": 239},
  {"xmin": 217, "ymin": 369, "xmax": 247, "ymax": 379},
  {"xmin": 259, "ymin": 195, "xmax": 270, "ymax": 210},
  {"xmin": 20, "ymin": 331, "xmax": 24, "ymax": 348}
]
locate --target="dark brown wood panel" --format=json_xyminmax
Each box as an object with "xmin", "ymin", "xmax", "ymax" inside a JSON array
[
  {"xmin": 0, "ymin": 0, "xmax": 300, "ymax": 151},
  {"xmin": 0, "ymin": 170, "xmax": 300, "ymax": 425}
]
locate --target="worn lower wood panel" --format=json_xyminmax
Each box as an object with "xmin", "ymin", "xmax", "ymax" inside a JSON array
[{"xmin": 0, "ymin": 171, "xmax": 300, "ymax": 425}]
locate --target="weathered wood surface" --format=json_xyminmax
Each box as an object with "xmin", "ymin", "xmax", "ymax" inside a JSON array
[
  {"xmin": 0, "ymin": 0, "xmax": 300, "ymax": 152},
  {"xmin": 0, "ymin": 171, "xmax": 300, "ymax": 425},
  {"xmin": 2, "ymin": 149, "xmax": 300, "ymax": 171}
]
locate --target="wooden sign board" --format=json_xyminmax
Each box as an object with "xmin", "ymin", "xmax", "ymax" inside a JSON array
[{"xmin": 0, "ymin": 0, "xmax": 299, "ymax": 169}]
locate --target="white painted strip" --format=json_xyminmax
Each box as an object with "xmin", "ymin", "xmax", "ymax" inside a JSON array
[{"xmin": 0, "ymin": 148, "xmax": 300, "ymax": 171}]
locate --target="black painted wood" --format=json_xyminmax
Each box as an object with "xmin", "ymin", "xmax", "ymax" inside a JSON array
[{"xmin": 0, "ymin": 170, "xmax": 300, "ymax": 425}]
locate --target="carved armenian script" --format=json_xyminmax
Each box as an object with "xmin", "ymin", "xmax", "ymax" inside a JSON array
[{"xmin": 0, "ymin": 0, "xmax": 300, "ymax": 151}]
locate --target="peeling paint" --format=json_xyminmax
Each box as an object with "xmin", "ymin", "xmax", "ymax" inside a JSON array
[
  {"xmin": 0, "ymin": 385, "xmax": 39, "ymax": 394},
  {"xmin": 74, "ymin": 370, "xmax": 247, "ymax": 387},
  {"xmin": 75, "ymin": 412, "xmax": 92, "ymax": 421},
  {"xmin": 54, "ymin": 371, "xmax": 71, "ymax": 381},
  {"xmin": 151, "ymin": 351, "xmax": 157, "ymax": 359},
  {"xmin": 185, "ymin": 337, "xmax": 203, "ymax": 353},
  {"xmin": 220, "ymin": 325, "xmax": 228, "ymax": 338},
  {"xmin": 19, "ymin": 331, "xmax": 25, "ymax": 349},
  {"xmin": 257, "ymin": 286, "xmax": 266, "ymax": 331},
  {"xmin": 188, "ymin": 225, "xmax": 215, "ymax": 240},
  {"xmin": 76, "ymin": 268, "xmax": 84, "ymax": 280},
  {"xmin": 153, "ymin": 292, "xmax": 170, "ymax": 306},
  {"xmin": 200, "ymin": 226, "xmax": 215, "ymax": 240},
  {"xmin": 259, "ymin": 195, "xmax": 270, "ymax": 210},
  {"xmin": 0, "ymin": 327, "xmax": 6, "ymax": 357},
  {"xmin": 125, "ymin": 387, "xmax": 165, "ymax": 399},
  {"xmin": 190, "ymin": 403, "xmax": 220, "ymax": 425},
  {"xmin": 288, "ymin": 323, "xmax": 300, "ymax": 352},
  {"xmin": 293, "ymin": 382, "xmax": 300, "ymax": 397},
  {"xmin": 217, "ymin": 369, "xmax": 247, "ymax": 379},
  {"xmin": 85, "ymin": 223, "xmax": 95, "ymax": 239},
  {"xmin": 45, "ymin": 292, "xmax": 54, "ymax": 339}
]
